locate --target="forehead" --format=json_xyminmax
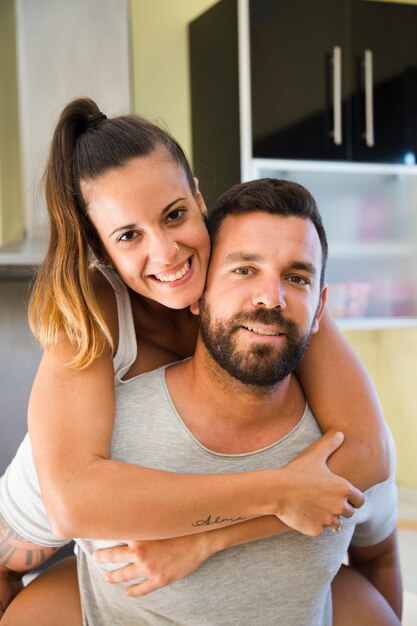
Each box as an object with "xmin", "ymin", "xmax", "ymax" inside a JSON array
[
  {"xmin": 82, "ymin": 151, "xmax": 190, "ymax": 214},
  {"xmin": 210, "ymin": 212, "xmax": 322, "ymax": 268}
]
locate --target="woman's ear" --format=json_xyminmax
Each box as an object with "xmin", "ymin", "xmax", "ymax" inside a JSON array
[
  {"xmin": 190, "ymin": 300, "xmax": 200, "ymax": 316},
  {"xmin": 194, "ymin": 177, "xmax": 208, "ymax": 220}
]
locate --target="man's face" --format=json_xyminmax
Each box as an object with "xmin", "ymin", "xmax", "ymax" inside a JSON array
[{"xmin": 193, "ymin": 212, "xmax": 327, "ymax": 387}]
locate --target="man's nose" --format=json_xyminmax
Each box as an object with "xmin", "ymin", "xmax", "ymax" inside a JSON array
[{"xmin": 252, "ymin": 278, "xmax": 287, "ymax": 310}]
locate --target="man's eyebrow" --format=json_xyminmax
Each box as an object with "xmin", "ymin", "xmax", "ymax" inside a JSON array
[
  {"xmin": 289, "ymin": 261, "xmax": 317, "ymax": 276},
  {"xmin": 221, "ymin": 252, "xmax": 263, "ymax": 265},
  {"xmin": 108, "ymin": 197, "xmax": 186, "ymax": 239}
]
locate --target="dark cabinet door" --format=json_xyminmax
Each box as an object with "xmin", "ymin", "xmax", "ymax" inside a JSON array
[
  {"xmin": 250, "ymin": 0, "xmax": 351, "ymax": 161},
  {"xmin": 351, "ymin": 0, "xmax": 417, "ymax": 164}
]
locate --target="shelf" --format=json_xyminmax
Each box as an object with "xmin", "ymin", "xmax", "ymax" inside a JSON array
[
  {"xmin": 336, "ymin": 317, "xmax": 417, "ymax": 331},
  {"xmin": 252, "ymin": 158, "xmax": 417, "ymax": 177},
  {"xmin": 329, "ymin": 242, "xmax": 413, "ymax": 257},
  {"xmin": 0, "ymin": 238, "xmax": 47, "ymax": 280}
]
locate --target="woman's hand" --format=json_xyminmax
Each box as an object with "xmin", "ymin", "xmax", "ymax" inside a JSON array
[
  {"xmin": 274, "ymin": 430, "xmax": 365, "ymax": 536},
  {"xmin": 93, "ymin": 533, "xmax": 214, "ymax": 596}
]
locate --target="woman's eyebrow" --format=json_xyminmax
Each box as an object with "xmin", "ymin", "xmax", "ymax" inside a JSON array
[
  {"xmin": 108, "ymin": 223, "xmax": 136, "ymax": 239},
  {"xmin": 160, "ymin": 197, "xmax": 187, "ymax": 216},
  {"xmin": 108, "ymin": 197, "xmax": 187, "ymax": 238}
]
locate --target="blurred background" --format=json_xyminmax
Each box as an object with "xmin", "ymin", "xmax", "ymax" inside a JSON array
[{"xmin": 0, "ymin": 0, "xmax": 416, "ymax": 619}]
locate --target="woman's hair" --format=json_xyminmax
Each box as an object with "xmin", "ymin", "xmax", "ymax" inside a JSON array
[{"xmin": 29, "ymin": 97, "xmax": 195, "ymax": 369}]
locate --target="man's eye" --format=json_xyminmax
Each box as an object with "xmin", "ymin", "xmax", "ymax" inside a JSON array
[
  {"xmin": 289, "ymin": 275, "xmax": 309, "ymax": 285},
  {"xmin": 167, "ymin": 209, "xmax": 186, "ymax": 223},
  {"xmin": 234, "ymin": 267, "xmax": 253, "ymax": 276}
]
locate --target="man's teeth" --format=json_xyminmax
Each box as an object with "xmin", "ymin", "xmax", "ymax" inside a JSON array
[
  {"xmin": 244, "ymin": 325, "xmax": 281, "ymax": 336},
  {"xmin": 154, "ymin": 259, "xmax": 191, "ymax": 283}
]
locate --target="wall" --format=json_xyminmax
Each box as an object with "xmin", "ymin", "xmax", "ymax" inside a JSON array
[
  {"xmin": 130, "ymin": 0, "xmax": 218, "ymax": 160},
  {"xmin": 344, "ymin": 328, "xmax": 417, "ymax": 486},
  {"xmin": 0, "ymin": 282, "xmax": 42, "ymax": 474},
  {"xmin": 0, "ymin": 0, "xmax": 24, "ymax": 246}
]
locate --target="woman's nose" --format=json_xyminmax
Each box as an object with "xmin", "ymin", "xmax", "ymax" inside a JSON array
[{"xmin": 149, "ymin": 237, "xmax": 180, "ymax": 266}]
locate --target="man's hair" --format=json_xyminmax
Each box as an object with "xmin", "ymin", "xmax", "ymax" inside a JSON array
[{"xmin": 207, "ymin": 178, "xmax": 328, "ymax": 287}]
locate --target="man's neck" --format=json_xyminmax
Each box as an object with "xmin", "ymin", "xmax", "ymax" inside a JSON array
[{"xmin": 165, "ymin": 341, "xmax": 306, "ymax": 455}]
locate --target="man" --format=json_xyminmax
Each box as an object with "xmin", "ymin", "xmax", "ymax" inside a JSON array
[{"xmin": 1, "ymin": 179, "xmax": 400, "ymax": 624}]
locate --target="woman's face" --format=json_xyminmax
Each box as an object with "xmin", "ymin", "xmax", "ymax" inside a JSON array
[{"xmin": 82, "ymin": 150, "xmax": 210, "ymax": 310}]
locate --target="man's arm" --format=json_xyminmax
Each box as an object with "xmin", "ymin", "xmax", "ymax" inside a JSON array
[
  {"xmin": 0, "ymin": 513, "xmax": 60, "ymax": 619},
  {"xmin": 348, "ymin": 530, "xmax": 402, "ymax": 620}
]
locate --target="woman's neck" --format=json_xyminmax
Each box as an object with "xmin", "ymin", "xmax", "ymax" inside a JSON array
[{"xmin": 129, "ymin": 290, "xmax": 199, "ymax": 359}]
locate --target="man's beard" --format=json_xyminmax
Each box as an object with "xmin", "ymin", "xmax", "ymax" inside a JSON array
[{"xmin": 199, "ymin": 298, "xmax": 315, "ymax": 388}]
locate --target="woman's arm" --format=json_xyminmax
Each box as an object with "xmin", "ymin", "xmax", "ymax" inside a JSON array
[
  {"xmin": 28, "ymin": 331, "xmax": 361, "ymax": 540},
  {"xmin": 93, "ymin": 516, "xmax": 287, "ymax": 597},
  {"xmin": 296, "ymin": 307, "xmax": 390, "ymax": 491},
  {"xmin": 0, "ymin": 513, "xmax": 60, "ymax": 619}
]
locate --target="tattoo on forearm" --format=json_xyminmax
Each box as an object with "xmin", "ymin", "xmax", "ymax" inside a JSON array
[
  {"xmin": 192, "ymin": 514, "xmax": 246, "ymax": 528},
  {"xmin": 0, "ymin": 513, "xmax": 58, "ymax": 572}
]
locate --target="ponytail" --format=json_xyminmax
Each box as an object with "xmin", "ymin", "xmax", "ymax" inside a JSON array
[{"xmin": 29, "ymin": 98, "xmax": 112, "ymax": 368}]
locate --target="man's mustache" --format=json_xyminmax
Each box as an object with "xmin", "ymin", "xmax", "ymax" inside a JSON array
[{"xmin": 230, "ymin": 308, "xmax": 298, "ymax": 334}]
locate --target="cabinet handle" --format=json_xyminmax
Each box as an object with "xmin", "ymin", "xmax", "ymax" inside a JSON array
[
  {"xmin": 363, "ymin": 49, "xmax": 374, "ymax": 147},
  {"xmin": 331, "ymin": 46, "xmax": 342, "ymax": 146}
]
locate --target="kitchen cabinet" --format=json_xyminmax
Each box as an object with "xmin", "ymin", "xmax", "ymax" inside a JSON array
[
  {"xmin": 351, "ymin": 0, "xmax": 417, "ymax": 163},
  {"xmin": 251, "ymin": 0, "xmax": 417, "ymax": 164},
  {"xmin": 190, "ymin": 0, "xmax": 417, "ymax": 199}
]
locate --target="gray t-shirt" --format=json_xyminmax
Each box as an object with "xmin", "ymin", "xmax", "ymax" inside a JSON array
[{"xmin": 73, "ymin": 364, "xmax": 397, "ymax": 626}]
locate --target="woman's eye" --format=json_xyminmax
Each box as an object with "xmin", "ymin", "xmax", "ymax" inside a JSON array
[
  {"xmin": 167, "ymin": 209, "xmax": 186, "ymax": 223},
  {"xmin": 118, "ymin": 230, "xmax": 139, "ymax": 243}
]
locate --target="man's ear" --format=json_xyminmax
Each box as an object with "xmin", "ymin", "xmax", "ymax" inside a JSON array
[{"xmin": 311, "ymin": 284, "xmax": 328, "ymax": 334}]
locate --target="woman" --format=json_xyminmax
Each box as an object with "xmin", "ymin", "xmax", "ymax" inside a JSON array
[{"xmin": 0, "ymin": 98, "xmax": 394, "ymax": 624}]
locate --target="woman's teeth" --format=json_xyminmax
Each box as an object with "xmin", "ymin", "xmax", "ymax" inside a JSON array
[{"xmin": 154, "ymin": 259, "xmax": 191, "ymax": 283}]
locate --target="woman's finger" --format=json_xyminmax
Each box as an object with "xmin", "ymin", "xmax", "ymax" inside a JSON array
[
  {"xmin": 105, "ymin": 563, "xmax": 146, "ymax": 584},
  {"xmin": 93, "ymin": 545, "xmax": 131, "ymax": 564}
]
